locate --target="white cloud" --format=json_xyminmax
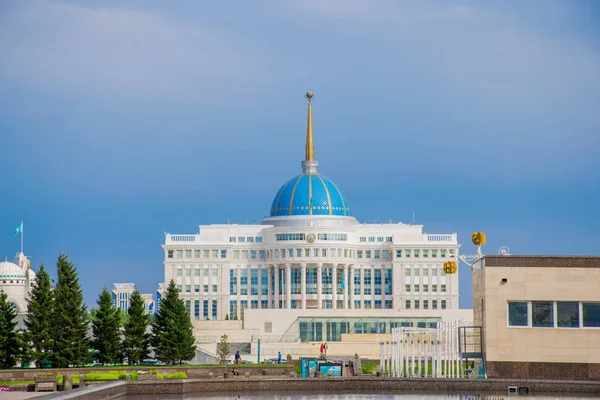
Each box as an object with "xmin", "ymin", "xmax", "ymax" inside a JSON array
[{"xmin": 0, "ymin": 1, "xmax": 269, "ymax": 103}]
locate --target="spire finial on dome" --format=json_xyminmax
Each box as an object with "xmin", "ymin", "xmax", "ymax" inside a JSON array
[
  {"xmin": 301, "ymin": 91, "xmax": 319, "ymax": 174},
  {"xmin": 305, "ymin": 91, "xmax": 314, "ymax": 161}
]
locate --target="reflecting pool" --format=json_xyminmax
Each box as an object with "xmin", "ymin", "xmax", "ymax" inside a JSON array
[{"xmin": 122, "ymin": 391, "xmax": 600, "ymax": 400}]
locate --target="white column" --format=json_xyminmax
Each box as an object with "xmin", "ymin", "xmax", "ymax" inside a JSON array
[
  {"xmin": 343, "ymin": 264, "xmax": 349, "ymax": 309},
  {"xmin": 285, "ymin": 263, "xmax": 292, "ymax": 309},
  {"xmin": 349, "ymin": 265, "xmax": 355, "ymax": 309},
  {"xmin": 273, "ymin": 264, "xmax": 279, "ymax": 309},
  {"xmin": 267, "ymin": 264, "xmax": 273, "ymax": 308},
  {"xmin": 317, "ymin": 263, "xmax": 323, "ymax": 309},
  {"xmin": 301, "ymin": 263, "xmax": 307, "ymax": 309},
  {"xmin": 332, "ymin": 264, "xmax": 337, "ymax": 309}
]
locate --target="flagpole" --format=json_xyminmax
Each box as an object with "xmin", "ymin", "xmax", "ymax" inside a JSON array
[{"xmin": 21, "ymin": 221, "xmax": 24, "ymax": 255}]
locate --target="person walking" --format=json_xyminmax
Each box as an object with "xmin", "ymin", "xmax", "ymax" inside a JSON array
[
  {"xmin": 277, "ymin": 351, "xmax": 282, "ymax": 364},
  {"xmin": 235, "ymin": 350, "xmax": 241, "ymax": 364},
  {"xmin": 324, "ymin": 342, "xmax": 328, "ymax": 355}
]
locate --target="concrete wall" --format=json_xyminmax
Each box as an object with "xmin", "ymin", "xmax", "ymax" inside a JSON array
[{"xmin": 475, "ymin": 264, "xmax": 600, "ymax": 364}]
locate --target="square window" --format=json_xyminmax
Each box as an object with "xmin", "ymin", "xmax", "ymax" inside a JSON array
[
  {"xmin": 432, "ymin": 250, "xmax": 438, "ymax": 257},
  {"xmin": 557, "ymin": 301, "xmax": 579, "ymax": 328},
  {"xmin": 167, "ymin": 250, "xmax": 174, "ymax": 258},
  {"xmin": 365, "ymin": 250, "xmax": 371, "ymax": 258},
  {"xmin": 185, "ymin": 250, "xmax": 192, "ymax": 258},
  {"xmin": 203, "ymin": 284, "xmax": 209, "ymax": 293},
  {"xmin": 441, "ymin": 284, "xmax": 446, "ymax": 293},
  {"xmin": 194, "ymin": 269, "xmax": 200, "ymax": 276},
  {"xmin": 176, "ymin": 250, "xmax": 183, "ymax": 258},
  {"xmin": 532, "ymin": 301, "xmax": 553, "ymax": 327},
  {"xmin": 194, "ymin": 285, "xmax": 200, "ymax": 293},
  {"xmin": 357, "ymin": 251, "xmax": 363, "ymax": 259},
  {"xmin": 405, "ymin": 284, "xmax": 410, "ymax": 292},
  {"xmin": 423, "ymin": 285, "xmax": 428, "ymax": 292},
  {"xmin": 203, "ymin": 250, "xmax": 209, "ymax": 258},
  {"xmin": 583, "ymin": 302, "xmax": 600, "ymax": 327},
  {"xmin": 414, "ymin": 250, "xmax": 420, "ymax": 258},
  {"xmin": 212, "ymin": 250, "xmax": 218, "ymax": 258},
  {"xmin": 413, "ymin": 284, "xmax": 419, "ymax": 292},
  {"xmin": 405, "ymin": 269, "xmax": 411, "ymax": 276},
  {"xmin": 508, "ymin": 301, "xmax": 528, "ymax": 327},
  {"xmin": 185, "ymin": 285, "xmax": 191, "ymax": 293}
]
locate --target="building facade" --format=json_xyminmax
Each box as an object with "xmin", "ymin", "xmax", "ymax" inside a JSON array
[
  {"xmin": 472, "ymin": 255, "xmax": 600, "ymax": 380},
  {"xmin": 0, "ymin": 252, "xmax": 35, "ymax": 315},
  {"xmin": 160, "ymin": 93, "xmax": 467, "ymax": 350},
  {"xmin": 112, "ymin": 283, "xmax": 155, "ymax": 315}
]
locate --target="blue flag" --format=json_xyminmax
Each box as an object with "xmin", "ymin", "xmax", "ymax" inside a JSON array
[
  {"xmin": 13, "ymin": 222, "xmax": 22, "ymax": 236},
  {"xmin": 340, "ymin": 276, "xmax": 345, "ymax": 289}
]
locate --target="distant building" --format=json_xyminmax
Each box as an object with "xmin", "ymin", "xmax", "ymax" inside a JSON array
[
  {"xmin": 156, "ymin": 282, "xmax": 165, "ymax": 313},
  {"xmin": 472, "ymin": 255, "xmax": 600, "ymax": 380},
  {"xmin": 0, "ymin": 252, "xmax": 35, "ymax": 315},
  {"xmin": 111, "ymin": 283, "xmax": 155, "ymax": 315}
]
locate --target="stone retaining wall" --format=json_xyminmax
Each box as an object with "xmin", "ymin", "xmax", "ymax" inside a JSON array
[
  {"xmin": 0, "ymin": 365, "xmax": 292, "ymax": 380},
  {"xmin": 486, "ymin": 361, "xmax": 600, "ymax": 380},
  {"xmin": 31, "ymin": 377, "xmax": 600, "ymax": 399}
]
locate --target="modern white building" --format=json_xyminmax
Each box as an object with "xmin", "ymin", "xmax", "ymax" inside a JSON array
[
  {"xmin": 112, "ymin": 283, "xmax": 155, "ymax": 315},
  {"xmin": 0, "ymin": 252, "xmax": 35, "ymax": 315},
  {"xmin": 160, "ymin": 93, "xmax": 470, "ymax": 353}
]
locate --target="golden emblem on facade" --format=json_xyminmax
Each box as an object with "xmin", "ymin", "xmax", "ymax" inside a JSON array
[{"xmin": 307, "ymin": 233, "xmax": 316, "ymax": 243}]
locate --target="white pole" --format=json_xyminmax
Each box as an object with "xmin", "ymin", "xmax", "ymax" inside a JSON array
[
  {"xmin": 21, "ymin": 221, "xmax": 24, "ymax": 254},
  {"xmin": 417, "ymin": 340, "xmax": 422, "ymax": 377},
  {"xmin": 399, "ymin": 338, "xmax": 403, "ymax": 378},
  {"xmin": 405, "ymin": 335, "xmax": 409, "ymax": 378},
  {"xmin": 425, "ymin": 338, "xmax": 429, "ymax": 378},
  {"xmin": 380, "ymin": 342, "xmax": 384, "ymax": 373},
  {"xmin": 456, "ymin": 322, "xmax": 461, "ymax": 378}
]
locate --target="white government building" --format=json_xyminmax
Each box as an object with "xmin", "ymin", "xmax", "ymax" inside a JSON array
[{"xmin": 160, "ymin": 93, "xmax": 471, "ymax": 358}]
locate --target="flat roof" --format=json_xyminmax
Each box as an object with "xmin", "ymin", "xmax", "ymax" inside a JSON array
[{"xmin": 482, "ymin": 255, "xmax": 600, "ymax": 268}]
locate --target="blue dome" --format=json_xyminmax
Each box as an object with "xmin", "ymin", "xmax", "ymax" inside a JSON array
[{"xmin": 270, "ymin": 173, "xmax": 350, "ymax": 217}]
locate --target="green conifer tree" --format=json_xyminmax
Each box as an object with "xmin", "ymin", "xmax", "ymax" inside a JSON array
[
  {"xmin": 52, "ymin": 254, "xmax": 90, "ymax": 368},
  {"xmin": 0, "ymin": 290, "xmax": 21, "ymax": 368},
  {"xmin": 24, "ymin": 263, "xmax": 54, "ymax": 367},
  {"xmin": 91, "ymin": 286, "xmax": 122, "ymax": 365},
  {"xmin": 122, "ymin": 289, "xmax": 150, "ymax": 365},
  {"xmin": 151, "ymin": 280, "xmax": 196, "ymax": 365}
]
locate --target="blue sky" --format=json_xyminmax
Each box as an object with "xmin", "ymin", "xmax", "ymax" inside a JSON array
[{"xmin": 0, "ymin": 0, "xmax": 598, "ymax": 309}]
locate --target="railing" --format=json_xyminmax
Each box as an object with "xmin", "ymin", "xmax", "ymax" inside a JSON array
[
  {"xmin": 398, "ymin": 234, "xmax": 456, "ymax": 243},
  {"xmin": 251, "ymin": 334, "xmax": 299, "ymax": 343},
  {"xmin": 166, "ymin": 234, "xmax": 199, "ymax": 243}
]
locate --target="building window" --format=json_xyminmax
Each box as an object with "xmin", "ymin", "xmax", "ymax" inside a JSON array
[
  {"xmin": 405, "ymin": 269, "xmax": 410, "ymax": 276},
  {"xmin": 256, "ymin": 237, "xmax": 263, "ymax": 243},
  {"xmin": 212, "ymin": 284, "xmax": 217, "ymax": 293},
  {"xmin": 423, "ymin": 300, "xmax": 429, "ymax": 309},
  {"xmin": 194, "ymin": 269, "xmax": 200, "ymax": 276},
  {"xmin": 432, "ymin": 268, "xmax": 437, "ymax": 276},
  {"xmin": 212, "ymin": 250, "xmax": 218, "ymax": 258},
  {"xmin": 423, "ymin": 250, "xmax": 428, "ymax": 258},
  {"xmin": 364, "ymin": 300, "xmax": 372, "ymax": 309},
  {"xmin": 440, "ymin": 250, "xmax": 446, "ymax": 258},
  {"xmin": 186, "ymin": 250, "xmax": 192, "ymax": 258},
  {"xmin": 203, "ymin": 300, "xmax": 209, "ymax": 319},
  {"xmin": 185, "ymin": 300, "xmax": 190, "ymax": 315},
  {"xmin": 441, "ymin": 284, "xmax": 446, "ymax": 293},
  {"xmin": 259, "ymin": 250, "xmax": 265, "ymax": 259},
  {"xmin": 368, "ymin": 237, "xmax": 375, "ymax": 242},
  {"xmin": 384, "ymin": 269, "xmax": 392, "ymax": 295},
  {"xmin": 405, "ymin": 300, "xmax": 411, "ymax": 309},
  {"xmin": 221, "ymin": 250, "xmax": 227, "ymax": 259},
  {"xmin": 203, "ymin": 250, "xmax": 209, "ymax": 258},
  {"xmin": 238, "ymin": 237, "xmax": 245, "ymax": 242},
  {"xmin": 229, "ymin": 237, "xmax": 237, "ymax": 242},
  {"xmin": 432, "ymin": 300, "xmax": 438, "ymax": 309},
  {"xmin": 385, "ymin": 300, "xmax": 393, "ymax": 309},
  {"xmin": 405, "ymin": 250, "xmax": 410, "ymax": 257},
  {"xmin": 422, "ymin": 268, "xmax": 428, "ymax": 277},
  {"xmin": 441, "ymin": 300, "xmax": 447, "ymax": 309},
  {"xmin": 423, "ymin": 285, "xmax": 428, "ymax": 293},
  {"xmin": 212, "ymin": 301, "xmax": 217, "ymax": 318},
  {"xmin": 360, "ymin": 237, "xmax": 366, "ymax": 242},
  {"xmin": 374, "ymin": 300, "xmax": 382, "ymax": 309},
  {"xmin": 354, "ymin": 273, "xmax": 361, "ymax": 295},
  {"xmin": 557, "ymin": 301, "xmax": 579, "ymax": 328},
  {"xmin": 386, "ymin": 237, "xmax": 393, "ymax": 242},
  {"xmin": 176, "ymin": 269, "xmax": 182, "ymax": 277},
  {"xmin": 396, "ymin": 250, "xmax": 402, "ymax": 258},
  {"xmin": 583, "ymin": 302, "xmax": 600, "ymax": 327},
  {"xmin": 414, "ymin": 300, "xmax": 420, "ymax": 309},
  {"xmin": 204, "ymin": 268, "xmax": 209, "ymax": 276},
  {"xmin": 186, "ymin": 268, "xmax": 191, "ymax": 276},
  {"xmin": 414, "ymin": 250, "xmax": 420, "ymax": 258},
  {"xmin": 251, "ymin": 250, "xmax": 257, "ymax": 259},
  {"xmin": 212, "ymin": 268, "xmax": 218, "ymax": 277},
  {"xmin": 508, "ymin": 301, "xmax": 528, "ymax": 327},
  {"xmin": 432, "ymin": 285, "xmax": 437, "ymax": 293},
  {"xmin": 203, "ymin": 284, "xmax": 209, "ymax": 293},
  {"xmin": 365, "ymin": 250, "xmax": 371, "ymax": 258},
  {"xmin": 167, "ymin": 250, "xmax": 174, "ymax": 258},
  {"xmin": 405, "ymin": 284, "xmax": 410, "ymax": 292},
  {"xmin": 374, "ymin": 250, "xmax": 380, "ymax": 259},
  {"xmin": 432, "ymin": 249, "xmax": 438, "ymax": 257},
  {"xmin": 532, "ymin": 301, "xmax": 553, "ymax": 328},
  {"xmin": 357, "ymin": 250, "xmax": 363, "ymax": 259},
  {"xmin": 413, "ymin": 285, "xmax": 419, "ymax": 292},
  {"xmin": 261, "ymin": 300, "xmax": 268, "ymax": 309},
  {"xmin": 383, "ymin": 250, "xmax": 389, "ymax": 259},
  {"xmin": 176, "ymin": 250, "xmax": 183, "ymax": 258},
  {"xmin": 230, "ymin": 300, "xmax": 237, "ymax": 319},
  {"xmin": 413, "ymin": 268, "xmax": 419, "ymax": 276},
  {"xmin": 374, "ymin": 269, "xmax": 382, "ymax": 295},
  {"xmin": 354, "ymin": 300, "xmax": 361, "ymax": 308},
  {"xmin": 194, "ymin": 284, "xmax": 200, "ymax": 293},
  {"xmin": 247, "ymin": 237, "xmax": 254, "ymax": 243},
  {"xmin": 194, "ymin": 300, "xmax": 200, "ymax": 320}
]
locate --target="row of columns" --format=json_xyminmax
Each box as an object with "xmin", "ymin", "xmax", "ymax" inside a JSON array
[{"xmin": 269, "ymin": 263, "xmax": 353, "ymax": 310}]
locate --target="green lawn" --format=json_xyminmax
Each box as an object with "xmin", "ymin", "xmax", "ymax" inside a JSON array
[{"xmin": 0, "ymin": 380, "xmax": 35, "ymax": 386}]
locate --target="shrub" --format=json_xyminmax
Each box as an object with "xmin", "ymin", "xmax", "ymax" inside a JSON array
[{"xmin": 167, "ymin": 372, "xmax": 187, "ymax": 379}]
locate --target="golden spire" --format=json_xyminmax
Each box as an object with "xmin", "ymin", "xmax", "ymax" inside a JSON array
[{"xmin": 305, "ymin": 91, "xmax": 314, "ymax": 161}]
